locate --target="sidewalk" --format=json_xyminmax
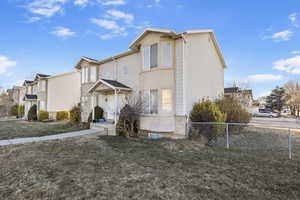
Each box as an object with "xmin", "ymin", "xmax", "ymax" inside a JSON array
[{"xmin": 0, "ymin": 129, "xmax": 105, "ymax": 147}]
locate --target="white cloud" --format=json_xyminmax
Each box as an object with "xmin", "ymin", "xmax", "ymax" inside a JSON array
[
  {"xmin": 289, "ymin": 13, "xmax": 299, "ymax": 28},
  {"xmin": 90, "ymin": 18, "xmax": 128, "ymax": 39},
  {"xmin": 273, "ymin": 55, "xmax": 300, "ymax": 74},
  {"xmin": 26, "ymin": 0, "xmax": 67, "ymax": 17},
  {"xmin": 247, "ymin": 74, "xmax": 283, "ymax": 82},
  {"xmin": 272, "ymin": 30, "xmax": 293, "ymax": 41},
  {"xmin": 51, "ymin": 27, "xmax": 76, "ymax": 38},
  {"xmin": 291, "ymin": 50, "xmax": 300, "ymax": 55},
  {"xmin": 100, "ymin": 0, "xmax": 126, "ymax": 6},
  {"xmin": 27, "ymin": 16, "xmax": 41, "ymax": 23},
  {"xmin": 0, "ymin": 56, "xmax": 17, "ymax": 75},
  {"xmin": 105, "ymin": 9, "xmax": 134, "ymax": 24},
  {"xmin": 90, "ymin": 18, "xmax": 121, "ymax": 30},
  {"xmin": 74, "ymin": 0, "xmax": 89, "ymax": 7}
]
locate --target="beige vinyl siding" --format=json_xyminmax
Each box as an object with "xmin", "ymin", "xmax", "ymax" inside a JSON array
[
  {"xmin": 184, "ymin": 33, "xmax": 224, "ymax": 114},
  {"xmin": 47, "ymin": 72, "xmax": 81, "ymax": 113}
]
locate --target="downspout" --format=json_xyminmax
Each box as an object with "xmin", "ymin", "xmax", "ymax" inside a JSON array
[
  {"xmin": 181, "ymin": 33, "xmax": 187, "ymax": 116},
  {"xmin": 181, "ymin": 33, "xmax": 188, "ymax": 136}
]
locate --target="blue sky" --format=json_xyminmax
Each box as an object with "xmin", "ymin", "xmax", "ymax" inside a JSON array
[{"xmin": 0, "ymin": 0, "xmax": 300, "ymax": 98}]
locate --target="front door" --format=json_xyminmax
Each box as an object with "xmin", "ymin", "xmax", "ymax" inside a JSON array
[{"xmin": 106, "ymin": 95, "xmax": 115, "ymax": 120}]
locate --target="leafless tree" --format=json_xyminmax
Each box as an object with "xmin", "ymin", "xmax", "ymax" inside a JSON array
[
  {"xmin": 116, "ymin": 93, "xmax": 146, "ymax": 137},
  {"xmin": 284, "ymin": 81, "xmax": 300, "ymax": 117}
]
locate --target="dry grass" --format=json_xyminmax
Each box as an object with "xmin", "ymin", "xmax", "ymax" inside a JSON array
[
  {"xmin": 0, "ymin": 120, "xmax": 86, "ymax": 140},
  {"xmin": 1, "ymin": 134, "xmax": 300, "ymax": 200}
]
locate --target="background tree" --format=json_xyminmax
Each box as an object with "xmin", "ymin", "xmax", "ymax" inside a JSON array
[
  {"xmin": 265, "ymin": 86, "xmax": 286, "ymax": 113},
  {"xmin": 284, "ymin": 81, "xmax": 300, "ymax": 116}
]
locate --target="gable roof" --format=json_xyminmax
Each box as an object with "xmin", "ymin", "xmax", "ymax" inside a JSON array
[
  {"xmin": 74, "ymin": 28, "xmax": 227, "ymax": 69},
  {"xmin": 75, "ymin": 56, "xmax": 99, "ymax": 69},
  {"xmin": 129, "ymin": 28, "xmax": 227, "ymax": 68},
  {"xmin": 23, "ymin": 80, "xmax": 34, "ymax": 86},
  {"xmin": 88, "ymin": 79, "xmax": 131, "ymax": 93},
  {"xmin": 129, "ymin": 28, "xmax": 177, "ymax": 49},
  {"xmin": 34, "ymin": 73, "xmax": 50, "ymax": 81}
]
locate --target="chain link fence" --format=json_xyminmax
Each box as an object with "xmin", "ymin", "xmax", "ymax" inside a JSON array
[{"xmin": 188, "ymin": 122, "xmax": 300, "ymax": 160}]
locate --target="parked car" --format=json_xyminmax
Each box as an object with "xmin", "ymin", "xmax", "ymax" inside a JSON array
[{"xmin": 253, "ymin": 109, "xmax": 279, "ymax": 118}]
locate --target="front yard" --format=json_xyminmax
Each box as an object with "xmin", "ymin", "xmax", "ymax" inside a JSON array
[
  {"xmin": 0, "ymin": 120, "xmax": 86, "ymax": 140},
  {"xmin": 1, "ymin": 134, "xmax": 300, "ymax": 200}
]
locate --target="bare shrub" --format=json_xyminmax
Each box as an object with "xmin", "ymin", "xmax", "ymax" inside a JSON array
[{"xmin": 116, "ymin": 95, "xmax": 145, "ymax": 137}]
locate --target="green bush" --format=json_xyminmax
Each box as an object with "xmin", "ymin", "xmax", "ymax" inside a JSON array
[
  {"xmin": 10, "ymin": 105, "xmax": 19, "ymax": 117},
  {"xmin": 70, "ymin": 104, "xmax": 81, "ymax": 124},
  {"xmin": 28, "ymin": 104, "xmax": 37, "ymax": 121},
  {"xmin": 17, "ymin": 105, "xmax": 25, "ymax": 118},
  {"xmin": 189, "ymin": 100, "xmax": 226, "ymax": 122},
  {"xmin": 94, "ymin": 106, "xmax": 104, "ymax": 120},
  {"xmin": 38, "ymin": 110, "xmax": 49, "ymax": 121},
  {"xmin": 56, "ymin": 111, "xmax": 69, "ymax": 121},
  {"xmin": 216, "ymin": 96, "xmax": 252, "ymax": 123},
  {"xmin": 189, "ymin": 100, "xmax": 226, "ymax": 144}
]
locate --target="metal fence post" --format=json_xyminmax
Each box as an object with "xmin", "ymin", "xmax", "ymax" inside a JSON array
[
  {"xmin": 226, "ymin": 123, "xmax": 229, "ymax": 149},
  {"xmin": 288, "ymin": 128, "xmax": 292, "ymax": 160}
]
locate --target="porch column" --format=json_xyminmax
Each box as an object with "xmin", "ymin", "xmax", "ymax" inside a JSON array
[
  {"xmin": 92, "ymin": 93, "xmax": 95, "ymax": 121},
  {"xmin": 114, "ymin": 89, "xmax": 118, "ymax": 125}
]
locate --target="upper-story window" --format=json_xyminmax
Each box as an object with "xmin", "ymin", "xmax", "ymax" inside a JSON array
[
  {"xmin": 82, "ymin": 66, "xmax": 97, "ymax": 84},
  {"xmin": 162, "ymin": 42, "xmax": 173, "ymax": 67},
  {"xmin": 143, "ymin": 42, "xmax": 173, "ymax": 71},
  {"xmin": 32, "ymin": 86, "xmax": 37, "ymax": 94},
  {"xmin": 143, "ymin": 43, "xmax": 158, "ymax": 71},
  {"xmin": 38, "ymin": 80, "xmax": 46, "ymax": 92}
]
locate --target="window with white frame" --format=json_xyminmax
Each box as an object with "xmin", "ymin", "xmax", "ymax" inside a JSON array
[
  {"xmin": 163, "ymin": 42, "xmax": 172, "ymax": 67},
  {"xmin": 162, "ymin": 89, "xmax": 172, "ymax": 113},
  {"xmin": 90, "ymin": 66, "xmax": 97, "ymax": 82},
  {"xmin": 150, "ymin": 89, "xmax": 158, "ymax": 114},
  {"xmin": 81, "ymin": 66, "xmax": 97, "ymax": 83},
  {"xmin": 143, "ymin": 43, "xmax": 158, "ymax": 71}
]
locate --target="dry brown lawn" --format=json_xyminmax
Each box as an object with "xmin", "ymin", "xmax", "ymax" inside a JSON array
[
  {"xmin": 0, "ymin": 120, "xmax": 86, "ymax": 140},
  {"xmin": 1, "ymin": 134, "xmax": 300, "ymax": 200}
]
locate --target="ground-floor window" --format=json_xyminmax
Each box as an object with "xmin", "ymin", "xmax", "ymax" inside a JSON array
[
  {"xmin": 150, "ymin": 89, "xmax": 158, "ymax": 114},
  {"xmin": 162, "ymin": 89, "xmax": 172, "ymax": 113}
]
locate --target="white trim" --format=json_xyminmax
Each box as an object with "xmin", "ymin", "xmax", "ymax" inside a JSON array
[{"xmin": 88, "ymin": 79, "xmax": 132, "ymax": 94}]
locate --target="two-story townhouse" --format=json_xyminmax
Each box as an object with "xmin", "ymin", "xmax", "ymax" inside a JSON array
[
  {"xmin": 46, "ymin": 71, "xmax": 81, "ymax": 119},
  {"xmin": 23, "ymin": 80, "xmax": 37, "ymax": 119},
  {"xmin": 75, "ymin": 28, "xmax": 226, "ymax": 136},
  {"xmin": 22, "ymin": 72, "xmax": 81, "ymax": 119}
]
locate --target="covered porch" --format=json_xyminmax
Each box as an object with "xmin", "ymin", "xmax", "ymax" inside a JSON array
[
  {"xmin": 23, "ymin": 94, "xmax": 37, "ymax": 120},
  {"xmin": 88, "ymin": 79, "xmax": 132, "ymax": 125}
]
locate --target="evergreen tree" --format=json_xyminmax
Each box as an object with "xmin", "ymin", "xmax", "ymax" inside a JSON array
[{"xmin": 265, "ymin": 86, "xmax": 286, "ymax": 112}]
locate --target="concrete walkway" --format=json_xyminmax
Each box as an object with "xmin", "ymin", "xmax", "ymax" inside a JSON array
[
  {"xmin": 0, "ymin": 117, "xmax": 22, "ymax": 122},
  {"xmin": 0, "ymin": 129, "xmax": 104, "ymax": 147}
]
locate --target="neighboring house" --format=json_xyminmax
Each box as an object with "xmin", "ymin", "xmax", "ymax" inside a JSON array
[
  {"xmin": 22, "ymin": 72, "xmax": 81, "ymax": 119},
  {"xmin": 46, "ymin": 72, "xmax": 81, "ymax": 119},
  {"xmin": 23, "ymin": 79, "xmax": 38, "ymax": 119},
  {"xmin": 224, "ymin": 87, "xmax": 253, "ymax": 110},
  {"xmin": 75, "ymin": 28, "xmax": 226, "ymax": 136}
]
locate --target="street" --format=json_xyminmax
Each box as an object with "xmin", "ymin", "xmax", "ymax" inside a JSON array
[{"xmin": 250, "ymin": 117, "xmax": 300, "ymax": 129}]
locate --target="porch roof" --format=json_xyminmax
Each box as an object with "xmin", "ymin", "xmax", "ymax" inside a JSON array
[
  {"xmin": 88, "ymin": 79, "xmax": 131, "ymax": 93},
  {"xmin": 23, "ymin": 94, "xmax": 37, "ymax": 101}
]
